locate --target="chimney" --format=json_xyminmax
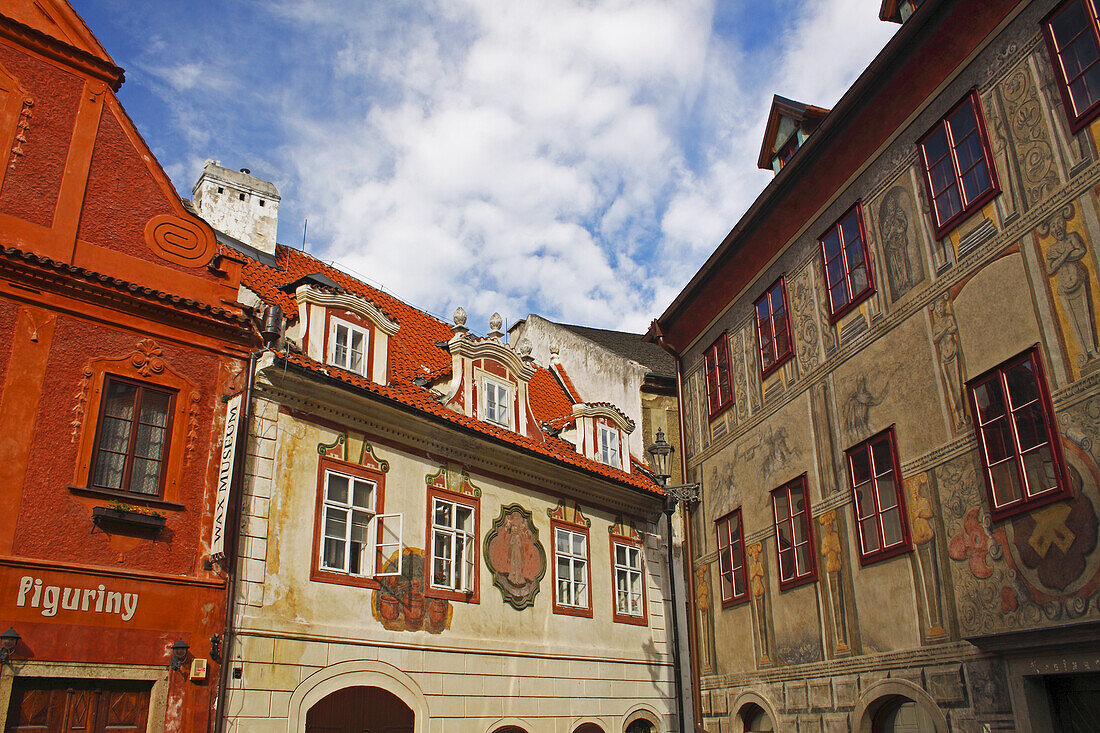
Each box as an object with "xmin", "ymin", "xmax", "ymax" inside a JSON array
[{"xmin": 192, "ymin": 160, "xmax": 280, "ymax": 256}]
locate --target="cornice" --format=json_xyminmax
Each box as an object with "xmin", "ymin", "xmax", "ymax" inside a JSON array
[
  {"xmin": 295, "ymin": 285, "xmax": 399, "ymax": 336},
  {"xmin": 572, "ymin": 402, "xmax": 636, "ymax": 433},
  {"xmin": 0, "ymin": 13, "xmax": 124, "ymax": 91},
  {"xmin": 448, "ymin": 335, "xmax": 537, "ymax": 381}
]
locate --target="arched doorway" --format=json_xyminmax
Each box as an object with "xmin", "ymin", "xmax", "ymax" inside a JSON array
[
  {"xmin": 872, "ymin": 697, "xmax": 936, "ymax": 733},
  {"xmin": 625, "ymin": 719, "xmax": 654, "ymax": 733},
  {"xmin": 305, "ymin": 686, "xmax": 414, "ymax": 733},
  {"xmin": 492, "ymin": 727, "xmax": 528, "ymax": 733},
  {"xmin": 739, "ymin": 703, "xmax": 774, "ymax": 732},
  {"xmin": 575, "ymin": 725, "xmax": 605, "ymax": 733}
]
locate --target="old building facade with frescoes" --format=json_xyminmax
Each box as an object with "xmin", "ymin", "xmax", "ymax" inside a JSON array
[
  {"xmin": 0, "ymin": 0, "xmax": 255, "ymax": 730},
  {"xmin": 649, "ymin": 0, "xmax": 1100, "ymax": 730},
  {"xmin": 194, "ymin": 167, "xmax": 681, "ymax": 732}
]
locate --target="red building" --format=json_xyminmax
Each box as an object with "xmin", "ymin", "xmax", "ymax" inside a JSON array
[{"xmin": 0, "ymin": 1, "xmax": 253, "ymax": 729}]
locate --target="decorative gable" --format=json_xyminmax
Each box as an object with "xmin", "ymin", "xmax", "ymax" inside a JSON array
[
  {"xmin": 571, "ymin": 402, "xmax": 634, "ymax": 473},
  {"xmin": 436, "ymin": 309, "xmax": 540, "ymax": 436},
  {"xmin": 756, "ymin": 95, "xmax": 830, "ymax": 173},
  {"xmin": 294, "ymin": 284, "xmax": 400, "ymax": 386}
]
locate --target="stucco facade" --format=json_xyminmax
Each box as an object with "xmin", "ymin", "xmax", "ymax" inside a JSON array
[{"xmin": 652, "ymin": 0, "xmax": 1100, "ymax": 731}]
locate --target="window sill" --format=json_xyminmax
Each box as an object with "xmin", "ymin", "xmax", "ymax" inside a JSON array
[
  {"xmin": 612, "ymin": 611, "xmax": 648, "ymax": 626},
  {"xmin": 425, "ymin": 584, "xmax": 479, "ymax": 604},
  {"xmin": 988, "ymin": 485, "xmax": 1074, "ymax": 524},
  {"xmin": 777, "ymin": 573, "xmax": 817, "ymax": 592},
  {"xmin": 856, "ymin": 542, "xmax": 913, "ymax": 568},
  {"xmin": 826, "ymin": 287, "xmax": 875, "ymax": 325},
  {"xmin": 311, "ymin": 567, "xmax": 381, "ymax": 590},
  {"xmin": 552, "ymin": 603, "xmax": 593, "ymax": 619},
  {"xmin": 721, "ymin": 594, "xmax": 751, "ymax": 610},
  {"xmin": 69, "ymin": 485, "xmax": 184, "ymax": 512},
  {"xmin": 930, "ymin": 187, "xmax": 1000, "ymax": 241},
  {"xmin": 760, "ymin": 351, "xmax": 793, "ymax": 380},
  {"xmin": 707, "ymin": 400, "xmax": 735, "ymax": 422}
]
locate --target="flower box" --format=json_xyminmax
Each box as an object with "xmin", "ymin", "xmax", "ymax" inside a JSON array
[{"xmin": 92, "ymin": 506, "xmax": 166, "ymax": 531}]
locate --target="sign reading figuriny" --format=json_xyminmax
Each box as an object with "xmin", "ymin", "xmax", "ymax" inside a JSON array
[
  {"xmin": 211, "ymin": 393, "xmax": 242, "ymax": 561},
  {"xmin": 17, "ymin": 576, "xmax": 138, "ymax": 621}
]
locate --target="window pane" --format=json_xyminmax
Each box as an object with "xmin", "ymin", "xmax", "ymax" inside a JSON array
[
  {"xmin": 948, "ymin": 102, "xmax": 978, "ymax": 142},
  {"xmin": 778, "ymin": 548, "xmax": 795, "ymax": 580},
  {"xmin": 840, "ymin": 211, "xmax": 862, "ymax": 245},
  {"xmin": 973, "ymin": 380, "xmax": 1007, "ymax": 421},
  {"xmin": 93, "ymin": 450, "xmax": 125, "ymax": 489},
  {"xmin": 324, "ymin": 507, "xmax": 347, "ymax": 539},
  {"xmin": 98, "ymin": 416, "xmax": 132, "ymax": 453},
  {"xmin": 1023, "ymin": 446, "xmax": 1059, "ymax": 496},
  {"xmin": 138, "ymin": 390, "xmax": 171, "ymax": 427},
  {"xmin": 934, "ymin": 185, "xmax": 963, "ymax": 224},
  {"xmin": 790, "ymin": 485, "xmax": 806, "ymax": 514},
  {"xmin": 773, "ymin": 318, "xmax": 790, "ymax": 358},
  {"xmin": 127, "ymin": 457, "xmax": 161, "ymax": 495},
  {"xmin": 860, "ymin": 518, "xmax": 881, "ymax": 554},
  {"xmin": 854, "ymin": 481, "xmax": 876, "ymax": 520},
  {"xmin": 1004, "ymin": 359, "xmax": 1038, "ymax": 406},
  {"xmin": 822, "ymin": 230, "xmax": 841, "ymax": 261},
  {"xmin": 961, "ymin": 160, "xmax": 992, "ymax": 202},
  {"xmin": 556, "ymin": 529, "xmax": 569, "ymax": 553},
  {"xmin": 323, "ymin": 537, "xmax": 344, "ymax": 570},
  {"xmin": 881, "ymin": 508, "xmax": 904, "ymax": 547},
  {"xmin": 795, "ymin": 544, "xmax": 812, "ymax": 576},
  {"xmin": 929, "ymin": 158, "xmax": 956, "ymax": 195},
  {"xmin": 327, "ymin": 473, "xmax": 349, "ymax": 504},
  {"xmin": 134, "ymin": 423, "xmax": 165, "ymax": 460},
  {"xmin": 850, "ymin": 448, "xmax": 871, "ymax": 486},
  {"xmin": 848, "ymin": 264, "xmax": 869, "ymax": 296},
  {"xmin": 982, "ymin": 418, "xmax": 1015, "ymax": 464},
  {"xmin": 871, "ymin": 438, "xmax": 893, "ymax": 475},
  {"xmin": 456, "ymin": 505, "xmax": 473, "ymax": 532},
  {"xmin": 334, "ymin": 325, "xmax": 348, "ymax": 366},
  {"xmin": 923, "ymin": 127, "xmax": 950, "ymax": 167},
  {"xmin": 434, "ymin": 499, "xmax": 452, "ymax": 528},
  {"xmin": 573, "ymin": 533, "xmax": 586, "ymax": 555},
  {"xmin": 1079, "ymin": 62, "xmax": 1100, "ymax": 113},
  {"xmin": 876, "ymin": 474, "xmax": 899, "ymax": 512},
  {"xmin": 1065, "ymin": 30, "xmax": 1100, "ymax": 79},
  {"xmin": 990, "ymin": 461, "xmax": 1023, "ymax": 507},
  {"xmin": 1051, "ymin": 3, "xmax": 1089, "ymax": 49},
  {"xmin": 1014, "ymin": 402, "xmax": 1048, "ymax": 452},
  {"xmin": 774, "ymin": 494, "xmax": 789, "ymax": 521},
  {"xmin": 103, "ymin": 381, "xmax": 137, "ymax": 419}
]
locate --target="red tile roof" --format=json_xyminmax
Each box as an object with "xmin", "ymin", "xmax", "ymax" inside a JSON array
[
  {"xmin": 550, "ymin": 362, "xmax": 583, "ymax": 403},
  {"xmin": 238, "ymin": 245, "xmax": 661, "ymax": 496}
]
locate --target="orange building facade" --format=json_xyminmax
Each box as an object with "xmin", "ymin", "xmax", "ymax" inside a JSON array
[{"xmin": 0, "ymin": 1, "xmax": 254, "ymax": 730}]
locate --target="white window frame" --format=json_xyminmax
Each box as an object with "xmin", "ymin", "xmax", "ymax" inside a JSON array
[
  {"xmin": 481, "ymin": 376, "xmax": 512, "ymax": 428},
  {"xmin": 328, "ymin": 316, "xmax": 370, "ymax": 376},
  {"xmin": 319, "ymin": 468, "xmax": 402, "ymax": 577},
  {"xmin": 614, "ymin": 541, "xmax": 643, "ymax": 616},
  {"xmin": 430, "ymin": 496, "xmax": 476, "ymax": 593},
  {"xmin": 598, "ymin": 424, "xmax": 620, "ymax": 467},
  {"xmin": 554, "ymin": 526, "xmax": 589, "ymax": 609}
]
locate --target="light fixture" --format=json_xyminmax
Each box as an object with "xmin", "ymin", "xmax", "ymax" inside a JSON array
[
  {"xmin": 646, "ymin": 428, "xmax": 673, "ymax": 487},
  {"xmin": 210, "ymin": 634, "xmax": 221, "ymax": 662},
  {"xmin": 169, "ymin": 638, "xmax": 189, "ymax": 671},
  {"xmin": 0, "ymin": 627, "xmax": 19, "ymax": 665}
]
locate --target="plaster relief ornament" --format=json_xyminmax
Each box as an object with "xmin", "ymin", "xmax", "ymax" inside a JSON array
[
  {"xmin": 483, "ymin": 504, "xmax": 546, "ymax": 610},
  {"xmin": 488, "ymin": 312, "xmax": 504, "ymax": 340}
]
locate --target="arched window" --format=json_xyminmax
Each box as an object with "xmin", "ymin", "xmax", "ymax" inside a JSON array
[
  {"xmin": 873, "ymin": 697, "xmax": 936, "ymax": 733},
  {"xmin": 625, "ymin": 720, "xmax": 654, "ymax": 733},
  {"xmin": 493, "ymin": 727, "xmax": 528, "ymax": 733},
  {"xmin": 740, "ymin": 704, "xmax": 774, "ymax": 732},
  {"xmin": 574, "ymin": 725, "xmax": 605, "ymax": 733}
]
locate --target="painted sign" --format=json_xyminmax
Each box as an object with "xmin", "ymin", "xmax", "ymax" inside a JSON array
[
  {"xmin": 16, "ymin": 575, "xmax": 138, "ymax": 621},
  {"xmin": 211, "ymin": 392, "xmax": 243, "ymax": 560}
]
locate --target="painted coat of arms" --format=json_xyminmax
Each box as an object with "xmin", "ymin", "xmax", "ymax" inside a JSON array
[{"xmin": 483, "ymin": 504, "xmax": 546, "ymax": 609}]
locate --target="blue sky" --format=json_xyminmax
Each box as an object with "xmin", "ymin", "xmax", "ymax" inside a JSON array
[{"xmin": 73, "ymin": 0, "xmax": 896, "ymax": 333}]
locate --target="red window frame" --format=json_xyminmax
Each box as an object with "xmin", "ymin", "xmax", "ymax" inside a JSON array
[
  {"xmin": 704, "ymin": 333, "xmax": 734, "ymax": 418},
  {"xmin": 89, "ymin": 376, "xmax": 176, "ymax": 498},
  {"xmin": 754, "ymin": 276, "xmax": 794, "ymax": 378},
  {"xmin": 845, "ymin": 427, "xmax": 912, "ymax": 565},
  {"xmin": 550, "ymin": 518, "xmax": 593, "ymax": 618},
  {"xmin": 424, "ymin": 486, "xmax": 481, "ymax": 604},
  {"xmin": 610, "ymin": 535, "xmax": 648, "ymax": 626},
  {"xmin": 818, "ymin": 202, "xmax": 875, "ymax": 322},
  {"xmin": 1044, "ymin": 0, "xmax": 1100, "ymax": 133},
  {"xmin": 715, "ymin": 510, "xmax": 749, "ymax": 607},
  {"xmin": 917, "ymin": 89, "xmax": 1000, "ymax": 239},
  {"xmin": 770, "ymin": 475, "xmax": 817, "ymax": 590},
  {"xmin": 967, "ymin": 347, "xmax": 1071, "ymax": 522},
  {"xmin": 310, "ymin": 456, "xmax": 388, "ymax": 590}
]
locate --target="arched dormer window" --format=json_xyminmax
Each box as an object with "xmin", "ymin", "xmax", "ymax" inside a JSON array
[
  {"xmin": 571, "ymin": 403, "xmax": 634, "ymax": 472},
  {"xmin": 293, "ymin": 284, "xmax": 399, "ymax": 386}
]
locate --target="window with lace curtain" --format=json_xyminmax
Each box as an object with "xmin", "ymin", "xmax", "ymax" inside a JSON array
[{"xmin": 90, "ymin": 377, "xmax": 175, "ymax": 497}]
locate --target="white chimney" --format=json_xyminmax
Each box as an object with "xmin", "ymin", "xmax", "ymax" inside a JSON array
[{"xmin": 192, "ymin": 160, "xmax": 280, "ymax": 256}]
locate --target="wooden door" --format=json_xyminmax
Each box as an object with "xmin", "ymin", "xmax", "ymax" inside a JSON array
[
  {"xmin": 305, "ymin": 686, "xmax": 413, "ymax": 733},
  {"xmin": 5, "ymin": 680, "xmax": 150, "ymax": 733}
]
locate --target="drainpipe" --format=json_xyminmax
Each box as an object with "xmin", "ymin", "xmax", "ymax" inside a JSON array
[
  {"xmin": 662, "ymin": 497, "xmax": 687, "ymax": 733},
  {"xmin": 214, "ymin": 304, "xmax": 281, "ymax": 733}
]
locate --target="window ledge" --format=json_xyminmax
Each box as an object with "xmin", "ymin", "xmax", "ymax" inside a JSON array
[
  {"xmin": 91, "ymin": 506, "xmax": 166, "ymax": 532},
  {"xmin": 69, "ymin": 485, "xmax": 185, "ymax": 512}
]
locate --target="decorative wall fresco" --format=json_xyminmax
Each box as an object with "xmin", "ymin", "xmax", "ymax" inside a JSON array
[
  {"xmin": 372, "ymin": 548, "xmax": 453, "ymax": 634},
  {"xmin": 876, "ymin": 185, "xmax": 927, "ymax": 302},
  {"xmin": 818, "ymin": 511, "xmax": 851, "ymax": 655},
  {"xmin": 746, "ymin": 541, "xmax": 771, "ymax": 666},
  {"xmin": 906, "ymin": 472, "xmax": 949, "ymax": 641},
  {"xmin": 484, "ymin": 504, "xmax": 546, "ymax": 610},
  {"xmin": 928, "ymin": 295, "xmax": 969, "ymax": 431},
  {"xmin": 1038, "ymin": 203, "xmax": 1100, "ymax": 373}
]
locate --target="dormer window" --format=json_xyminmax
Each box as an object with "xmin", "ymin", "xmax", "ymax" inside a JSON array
[
  {"xmin": 598, "ymin": 424, "xmax": 620, "ymax": 467},
  {"xmin": 329, "ymin": 317, "xmax": 368, "ymax": 376},
  {"xmin": 482, "ymin": 377, "xmax": 512, "ymax": 428}
]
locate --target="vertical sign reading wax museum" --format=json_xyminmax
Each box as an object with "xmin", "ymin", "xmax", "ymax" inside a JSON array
[{"xmin": 211, "ymin": 393, "xmax": 242, "ymax": 561}]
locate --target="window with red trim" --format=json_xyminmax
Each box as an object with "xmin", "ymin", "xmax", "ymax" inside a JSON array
[
  {"xmin": 967, "ymin": 348, "xmax": 1071, "ymax": 521},
  {"xmin": 611, "ymin": 536, "xmax": 647, "ymax": 625},
  {"xmin": 1044, "ymin": 0, "xmax": 1100, "ymax": 132},
  {"xmin": 551, "ymin": 521, "xmax": 592, "ymax": 618},
  {"xmin": 819, "ymin": 203, "xmax": 874, "ymax": 320},
  {"xmin": 771, "ymin": 476, "xmax": 816, "ymax": 590},
  {"xmin": 715, "ymin": 510, "xmax": 748, "ymax": 607},
  {"xmin": 704, "ymin": 334, "xmax": 734, "ymax": 417},
  {"xmin": 918, "ymin": 90, "xmax": 999, "ymax": 237},
  {"xmin": 845, "ymin": 427, "xmax": 911, "ymax": 564},
  {"xmin": 90, "ymin": 377, "xmax": 175, "ymax": 497},
  {"xmin": 754, "ymin": 277, "xmax": 794, "ymax": 376}
]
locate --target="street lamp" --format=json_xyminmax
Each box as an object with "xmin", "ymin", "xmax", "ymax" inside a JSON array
[
  {"xmin": 0, "ymin": 627, "xmax": 20, "ymax": 665},
  {"xmin": 646, "ymin": 428, "xmax": 673, "ymax": 487},
  {"xmin": 169, "ymin": 638, "xmax": 189, "ymax": 671}
]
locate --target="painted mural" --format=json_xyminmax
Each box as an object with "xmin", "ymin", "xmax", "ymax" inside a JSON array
[
  {"xmin": 372, "ymin": 548, "xmax": 453, "ymax": 634},
  {"xmin": 484, "ymin": 504, "xmax": 546, "ymax": 610}
]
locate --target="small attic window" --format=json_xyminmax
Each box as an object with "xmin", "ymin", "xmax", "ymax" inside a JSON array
[
  {"xmin": 259, "ymin": 199, "xmax": 265, "ymax": 207},
  {"xmin": 238, "ymin": 193, "xmax": 246, "ymax": 201},
  {"xmin": 597, "ymin": 424, "xmax": 620, "ymax": 467},
  {"xmin": 482, "ymin": 377, "xmax": 512, "ymax": 429},
  {"xmin": 217, "ymin": 186, "xmax": 224, "ymax": 194}
]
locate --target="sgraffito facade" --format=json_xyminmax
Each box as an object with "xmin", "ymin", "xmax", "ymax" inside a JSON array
[{"xmin": 652, "ymin": 0, "xmax": 1100, "ymax": 730}]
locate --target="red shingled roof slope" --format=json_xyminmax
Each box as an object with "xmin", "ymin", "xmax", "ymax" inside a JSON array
[{"xmin": 236, "ymin": 244, "xmax": 660, "ymax": 496}]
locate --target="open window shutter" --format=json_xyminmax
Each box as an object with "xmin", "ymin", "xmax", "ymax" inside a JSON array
[
  {"xmin": 462, "ymin": 534, "xmax": 475, "ymax": 592},
  {"xmin": 328, "ymin": 318, "xmax": 338, "ymax": 365},
  {"xmin": 374, "ymin": 513, "xmax": 403, "ymax": 577}
]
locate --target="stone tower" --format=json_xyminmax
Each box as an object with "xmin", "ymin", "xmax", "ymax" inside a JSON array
[{"xmin": 192, "ymin": 160, "xmax": 280, "ymax": 255}]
